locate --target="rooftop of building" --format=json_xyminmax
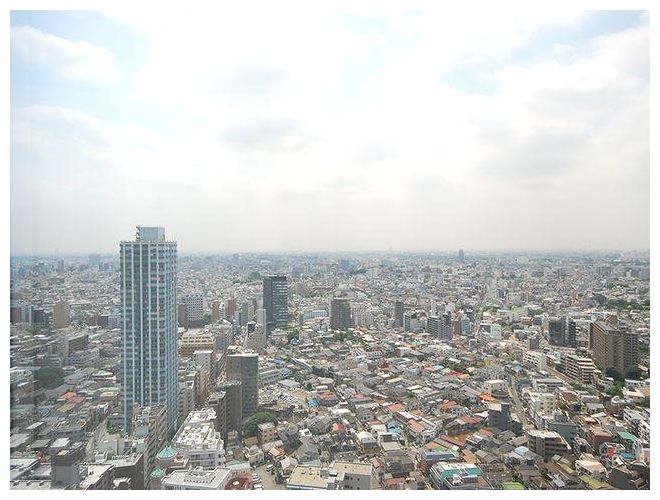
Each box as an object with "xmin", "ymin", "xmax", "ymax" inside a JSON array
[
  {"xmin": 162, "ymin": 467, "xmax": 230, "ymax": 488},
  {"xmin": 527, "ymin": 430, "xmax": 564, "ymax": 439},
  {"xmin": 173, "ymin": 421, "xmax": 222, "ymax": 450},
  {"xmin": 78, "ymin": 464, "xmax": 114, "ymax": 489},
  {"xmin": 157, "ymin": 445, "xmax": 176, "ymax": 460},
  {"xmin": 287, "ymin": 465, "xmax": 329, "ymax": 489},
  {"xmin": 332, "ymin": 461, "xmax": 373, "ymax": 475},
  {"xmin": 10, "ymin": 480, "xmax": 53, "ymax": 490}
]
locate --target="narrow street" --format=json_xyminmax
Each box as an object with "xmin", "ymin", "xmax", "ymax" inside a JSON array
[
  {"xmin": 508, "ymin": 374, "xmax": 531, "ymax": 430},
  {"xmin": 85, "ymin": 420, "xmax": 110, "ymax": 461}
]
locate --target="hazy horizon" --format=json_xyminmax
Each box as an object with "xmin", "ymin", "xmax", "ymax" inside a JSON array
[
  {"xmin": 10, "ymin": 7, "xmax": 650, "ymax": 255},
  {"xmin": 9, "ymin": 245, "xmax": 650, "ymax": 259}
]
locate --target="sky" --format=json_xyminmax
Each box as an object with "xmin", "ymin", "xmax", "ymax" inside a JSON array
[{"xmin": 9, "ymin": 5, "xmax": 650, "ymax": 255}]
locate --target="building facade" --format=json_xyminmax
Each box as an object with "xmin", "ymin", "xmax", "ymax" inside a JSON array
[
  {"xmin": 182, "ymin": 294, "xmax": 204, "ymax": 326},
  {"xmin": 330, "ymin": 298, "xmax": 352, "ymax": 331},
  {"xmin": 263, "ymin": 276, "xmax": 289, "ymax": 333},
  {"xmin": 121, "ymin": 226, "xmax": 178, "ymax": 434},
  {"xmin": 226, "ymin": 353, "xmax": 258, "ymax": 420},
  {"xmin": 591, "ymin": 321, "xmax": 639, "ymax": 374}
]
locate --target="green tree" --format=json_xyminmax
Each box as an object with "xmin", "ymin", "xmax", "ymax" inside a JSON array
[
  {"xmin": 606, "ymin": 382, "xmax": 624, "ymax": 397},
  {"xmin": 605, "ymin": 368, "xmax": 624, "ymax": 382},
  {"xmin": 243, "ymin": 412, "xmax": 277, "ymax": 437},
  {"xmin": 334, "ymin": 331, "xmax": 351, "ymax": 342},
  {"xmin": 624, "ymin": 366, "xmax": 643, "ymax": 381},
  {"xmin": 106, "ymin": 421, "xmax": 121, "ymax": 434},
  {"xmin": 34, "ymin": 367, "xmax": 64, "ymax": 389}
]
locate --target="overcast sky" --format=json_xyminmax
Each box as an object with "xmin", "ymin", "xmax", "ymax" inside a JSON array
[{"xmin": 10, "ymin": 6, "xmax": 649, "ymax": 255}]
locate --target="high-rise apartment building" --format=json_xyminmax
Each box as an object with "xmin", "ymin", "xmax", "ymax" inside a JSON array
[
  {"xmin": 226, "ymin": 352, "xmax": 258, "ymax": 420},
  {"xmin": 178, "ymin": 303, "xmax": 188, "ymax": 328},
  {"xmin": 211, "ymin": 301, "xmax": 224, "ymax": 322},
  {"xmin": 548, "ymin": 317, "xmax": 577, "ymax": 348},
  {"xmin": 225, "ymin": 298, "xmax": 237, "ymax": 321},
  {"xmin": 121, "ymin": 226, "xmax": 178, "ymax": 435},
  {"xmin": 591, "ymin": 321, "xmax": 639, "ymax": 374},
  {"xmin": 427, "ymin": 313, "xmax": 453, "ymax": 340},
  {"xmin": 441, "ymin": 311, "xmax": 453, "ymax": 341},
  {"xmin": 394, "ymin": 300, "xmax": 405, "ymax": 328},
  {"xmin": 330, "ymin": 297, "xmax": 352, "ymax": 331},
  {"xmin": 53, "ymin": 300, "xmax": 71, "ymax": 329},
  {"xmin": 460, "ymin": 314, "xmax": 471, "ymax": 335},
  {"xmin": 206, "ymin": 391, "xmax": 228, "ymax": 442},
  {"xmin": 263, "ymin": 276, "xmax": 289, "ymax": 333},
  {"xmin": 216, "ymin": 380, "xmax": 243, "ymax": 438},
  {"xmin": 240, "ymin": 299, "xmax": 255, "ymax": 325},
  {"xmin": 255, "ymin": 308, "xmax": 267, "ymax": 333},
  {"xmin": 427, "ymin": 315, "xmax": 441, "ymax": 337},
  {"xmin": 182, "ymin": 293, "xmax": 204, "ymax": 326}
]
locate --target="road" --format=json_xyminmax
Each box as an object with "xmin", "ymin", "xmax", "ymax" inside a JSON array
[
  {"xmin": 545, "ymin": 364, "xmax": 572, "ymax": 384},
  {"xmin": 85, "ymin": 419, "xmax": 109, "ymax": 460},
  {"xmin": 508, "ymin": 374, "xmax": 532, "ymax": 430}
]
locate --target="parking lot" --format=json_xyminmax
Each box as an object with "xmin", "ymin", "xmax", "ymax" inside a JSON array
[{"xmin": 252, "ymin": 463, "xmax": 286, "ymax": 490}]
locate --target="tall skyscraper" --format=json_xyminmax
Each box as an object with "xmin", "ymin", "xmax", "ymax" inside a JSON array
[
  {"xmin": 121, "ymin": 226, "xmax": 178, "ymax": 435},
  {"xmin": 226, "ymin": 352, "xmax": 258, "ymax": 420},
  {"xmin": 263, "ymin": 275, "xmax": 289, "ymax": 333},
  {"xmin": 458, "ymin": 249, "xmax": 465, "ymax": 262},
  {"xmin": 330, "ymin": 297, "xmax": 352, "ymax": 331}
]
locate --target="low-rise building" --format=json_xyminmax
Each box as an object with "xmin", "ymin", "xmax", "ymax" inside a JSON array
[
  {"xmin": 526, "ymin": 430, "xmax": 571, "ymax": 459},
  {"xmin": 429, "ymin": 462, "xmax": 492, "ymax": 490},
  {"xmin": 172, "ymin": 408, "xmax": 225, "ymax": 468},
  {"xmin": 162, "ymin": 467, "xmax": 231, "ymax": 490}
]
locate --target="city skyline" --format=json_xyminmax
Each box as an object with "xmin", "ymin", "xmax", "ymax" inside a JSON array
[
  {"xmin": 10, "ymin": 7, "xmax": 650, "ymax": 254},
  {"xmin": 9, "ymin": 229, "xmax": 651, "ymax": 490},
  {"xmin": 7, "ymin": 3, "xmax": 653, "ymax": 492}
]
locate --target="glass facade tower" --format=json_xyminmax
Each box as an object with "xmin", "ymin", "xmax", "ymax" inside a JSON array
[{"xmin": 262, "ymin": 275, "xmax": 288, "ymax": 333}]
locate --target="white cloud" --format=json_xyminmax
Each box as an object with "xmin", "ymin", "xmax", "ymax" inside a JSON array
[
  {"xmin": 10, "ymin": 8, "xmax": 649, "ymax": 252},
  {"xmin": 11, "ymin": 26, "xmax": 119, "ymax": 83}
]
